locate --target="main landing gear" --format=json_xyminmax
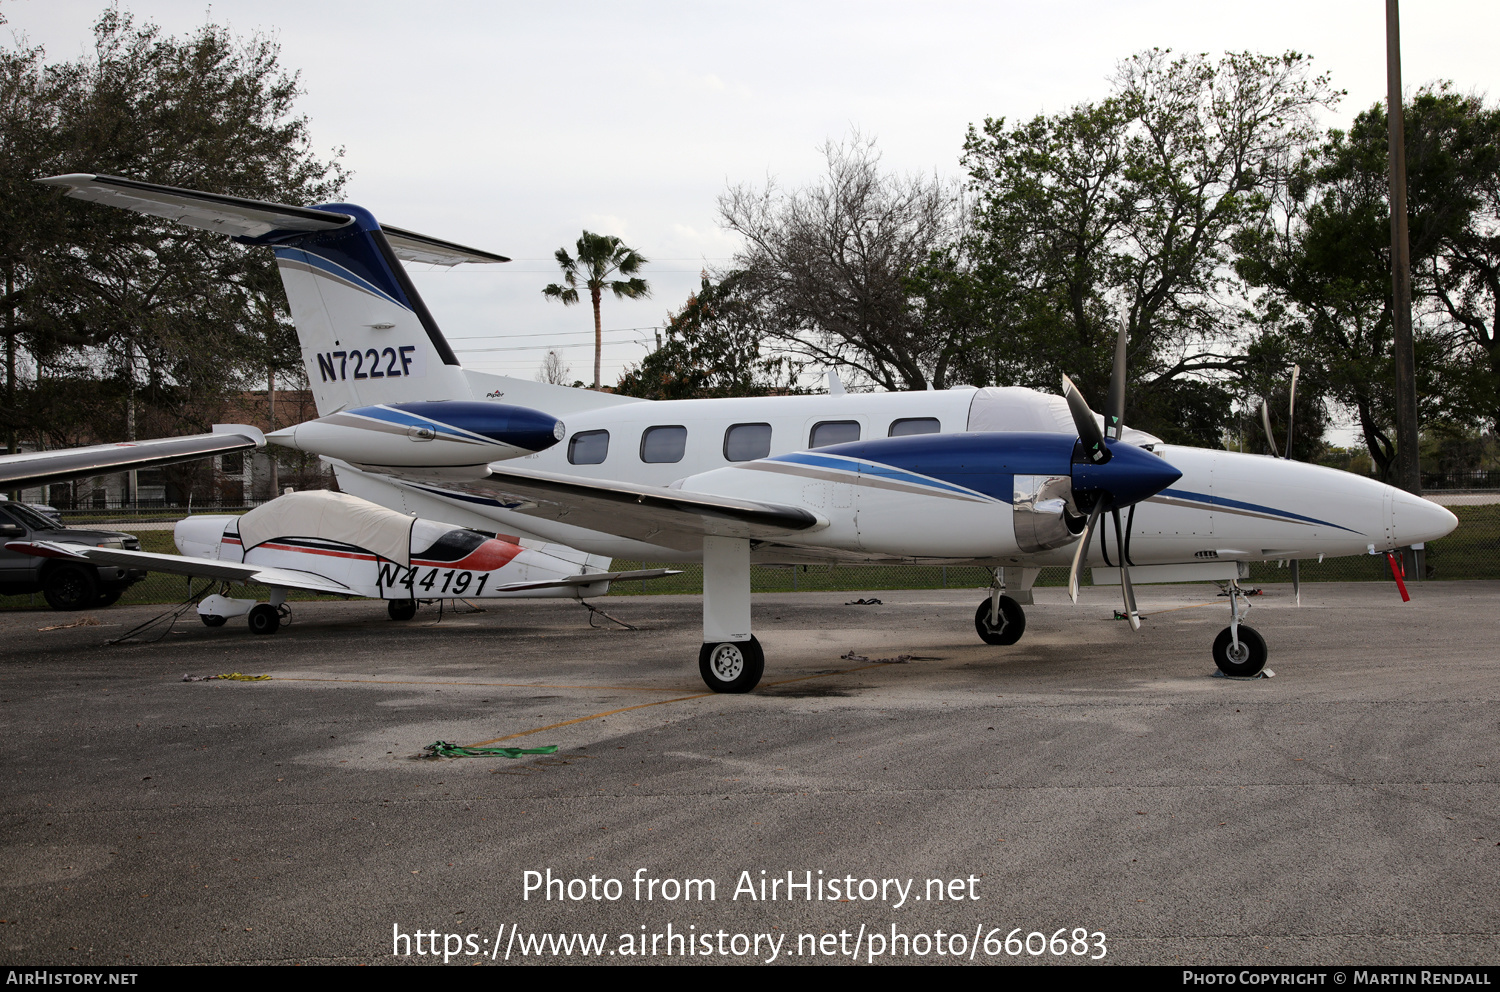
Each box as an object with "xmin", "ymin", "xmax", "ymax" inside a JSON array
[
  {"xmin": 1213, "ymin": 578, "xmax": 1267, "ymax": 677},
  {"xmin": 196, "ymin": 588, "xmax": 290, "ymax": 635},
  {"xmin": 698, "ymin": 536, "xmax": 762, "ymax": 693},
  {"xmin": 973, "ymin": 567, "xmax": 1034, "ymax": 646}
]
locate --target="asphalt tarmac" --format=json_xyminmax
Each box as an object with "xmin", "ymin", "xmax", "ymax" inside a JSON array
[{"xmin": 1, "ymin": 581, "xmax": 1496, "ymax": 967}]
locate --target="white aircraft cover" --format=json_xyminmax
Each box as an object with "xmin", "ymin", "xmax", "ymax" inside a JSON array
[{"xmin": 236, "ymin": 491, "xmax": 417, "ymax": 567}]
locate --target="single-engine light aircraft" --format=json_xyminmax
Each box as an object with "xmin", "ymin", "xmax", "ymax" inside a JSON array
[
  {"xmin": 37, "ymin": 174, "xmax": 1459, "ymax": 690},
  {"xmin": 6, "ymin": 490, "xmax": 676, "ymax": 633}
]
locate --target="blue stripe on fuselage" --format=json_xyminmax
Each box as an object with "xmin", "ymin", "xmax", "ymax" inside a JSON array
[{"xmin": 1158, "ymin": 488, "xmax": 1361, "ymax": 533}]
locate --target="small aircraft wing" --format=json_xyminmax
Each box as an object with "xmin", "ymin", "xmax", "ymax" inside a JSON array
[
  {"xmin": 487, "ymin": 567, "xmax": 681, "ymax": 593},
  {"xmin": 426, "ymin": 466, "xmax": 826, "ymax": 552},
  {"xmin": 0, "ymin": 426, "xmax": 264, "ymax": 492},
  {"xmin": 6, "ymin": 541, "xmax": 353, "ymax": 596}
]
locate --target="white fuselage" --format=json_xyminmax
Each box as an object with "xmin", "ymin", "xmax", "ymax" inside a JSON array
[{"xmin": 326, "ymin": 383, "xmax": 1457, "ymax": 569}]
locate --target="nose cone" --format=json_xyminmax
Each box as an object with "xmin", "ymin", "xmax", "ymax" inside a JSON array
[
  {"xmin": 1072, "ymin": 440, "xmax": 1183, "ymax": 508},
  {"xmin": 1393, "ymin": 491, "xmax": 1459, "ymax": 546}
]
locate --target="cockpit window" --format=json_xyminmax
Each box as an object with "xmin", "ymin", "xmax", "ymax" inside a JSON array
[
  {"xmin": 640, "ymin": 425, "xmax": 688, "ymax": 463},
  {"xmin": 567, "ymin": 430, "xmax": 610, "ymax": 465}
]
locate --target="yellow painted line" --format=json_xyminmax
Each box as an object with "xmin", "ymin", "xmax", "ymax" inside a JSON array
[
  {"xmin": 274, "ymin": 677, "xmax": 686, "ymax": 693},
  {"xmin": 464, "ymin": 662, "xmax": 894, "ymax": 746}
]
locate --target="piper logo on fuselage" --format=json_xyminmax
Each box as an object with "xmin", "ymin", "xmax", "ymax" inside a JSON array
[{"xmin": 315, "ymin": 346, "xmax": 421, "ymax": 382}]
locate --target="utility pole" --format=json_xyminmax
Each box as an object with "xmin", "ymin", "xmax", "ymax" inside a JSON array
[
  {"xmin": 1387, "ymin": 0, "xmax": 1421, "ymax": 496},
  {"xmin": 1387, "ymin": 0, "xmax": 1424, "ymax": 580}
]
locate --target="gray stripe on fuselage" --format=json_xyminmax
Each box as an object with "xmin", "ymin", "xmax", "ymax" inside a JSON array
[{"xmin": 743, "ymin": 459, "xmax": 997, "ymax": 503}]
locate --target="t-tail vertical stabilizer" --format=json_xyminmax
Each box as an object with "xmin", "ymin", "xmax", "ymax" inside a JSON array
[{"xmin": 35, "ymin": 174, "xmax": 510, "ymax": 416}]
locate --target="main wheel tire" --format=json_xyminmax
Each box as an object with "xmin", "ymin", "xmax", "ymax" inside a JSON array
[
  {"xmin": 93, "ymin": 586, "xmax": 124, "ymax": 608},
  {"xmin": 42, "ymin": 564, "xmax": 98, "ymax": 611},
  {"xmin": 247, "ymin": 603, "xmax": 281, "ymax": 636},
  {"xmin": 200, "ymin": 614, "xmax": 227, "ymax": 628},
  {"xmin": 1212, "ymin": 625, "xmax": 1268, "ymax": 677},
  {"xmin": 387, "ymin": 599, "xmax": 417, "ymax": 621},
  {"xmin": 974, "ymin": 595, "xmax": 1026, "ymax": 646},
  {"xmin": 698, "ymin": 636, "xmax": 765, "ymax": 694}
]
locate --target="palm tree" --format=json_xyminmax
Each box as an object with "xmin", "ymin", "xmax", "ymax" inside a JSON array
[{"xmin": 542, "ymin": 231, "xmax": 650, "ymax": 389}]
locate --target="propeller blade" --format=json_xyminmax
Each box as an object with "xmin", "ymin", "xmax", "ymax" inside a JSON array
[
  {"xmin": 1111, "ymin": 508, "xmax": 1141, "ymax": 630},
  {"xmin": 1259, "ymin": 398, "xmax": 1281, "ymax": 458},
  {"xmin": 1285, "ymin": 364, "xmax": 1300, "ymax": 460},
  {"xmin": 1062, "ymin": 374, "xmax": 1110, "ymax": 465},
  {"xmin": 1105, "ymin": 321, "xmax": 1128, "ymax": 440},
  {"xmin": 1291, "ymin": 558, "xmax": 1301, "ymax": 607},
  {"xmin": 1068, "ymin": 500, "xmax": 1105, "ymax": 604}
]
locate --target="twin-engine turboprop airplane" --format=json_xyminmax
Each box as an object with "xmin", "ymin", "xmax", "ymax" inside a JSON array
[
  {"xmin": 6, "ymin": 490, "xmax": 676, "ymax": 633},
  {"xmin": 36, "ymin": 174, "xmax": 1459, "ymax": 691}
]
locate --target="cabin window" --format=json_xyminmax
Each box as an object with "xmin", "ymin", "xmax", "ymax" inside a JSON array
[
  {"xmin": 567, "ymin": 429, "xmax": 610, "ymax": 465},
  {"xmin": 640, "ymin": 425, "xmax": 688, "ymax": 463},
  {"xmin": 724, "ymin": 423, "xmax": 772, "ymax": 462},
  {"xmin": 809, "ymin": 420, "xmax": 860, "ymax": 448},
  {"xmin": 889, "ymin": 417, "xmax": 940, "ymax": 437}
]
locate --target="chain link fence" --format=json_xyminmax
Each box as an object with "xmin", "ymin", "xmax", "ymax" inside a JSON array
[{"xmin": 4, "ymin": 499, "xmax": 1496, "ymax": 611}]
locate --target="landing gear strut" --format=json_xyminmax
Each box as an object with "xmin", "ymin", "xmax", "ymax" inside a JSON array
[{"xmin": 1213, "ymin": 579, "xmax": 1267, "ymax": 677}]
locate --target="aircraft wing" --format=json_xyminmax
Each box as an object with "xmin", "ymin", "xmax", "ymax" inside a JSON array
[
  {"xmin": 5, "ymin": 541, "xmax": 353, "ymax": 596},
  {"xmin": 0, "ymin": 427, "xmax": 264, "ymax": 491},
  {"xmin": 488, "ymin": 567, "xmax": 681, "ymax": 593},
  {"xmin": 422, "ymin": 466, "xmax": 826, "ymax": 552}
]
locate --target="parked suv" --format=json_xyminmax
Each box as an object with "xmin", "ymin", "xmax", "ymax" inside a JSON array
[{"xmin": 0, "ymin": 501, "xmax": 146, "ymax": 609}]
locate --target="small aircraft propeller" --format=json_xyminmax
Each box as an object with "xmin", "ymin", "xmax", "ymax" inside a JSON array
[{"xmin": 1061, "ymin": 320, "xmax": 1171, "ymax": 630}]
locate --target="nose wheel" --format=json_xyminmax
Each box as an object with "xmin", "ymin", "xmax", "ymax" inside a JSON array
[{"xmin": 1212, "ymin": 579, "xmax": 1268, "ymax": 677}]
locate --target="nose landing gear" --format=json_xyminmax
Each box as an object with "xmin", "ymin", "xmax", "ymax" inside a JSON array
[{"xmin": 1213, "ymin": 579, "xmax": 1267, "ymax": 677}]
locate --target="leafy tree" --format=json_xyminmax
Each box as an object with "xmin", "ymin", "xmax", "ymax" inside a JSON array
[
  {"xmin": 1235, "ymin": 86, "xmax": 1500, "ymax": 477},
  {"xmin": 542, "ymin": 231, "xmax": 649, "ymax": 389},
  {"xmin": 931, "ymin": 49, "xmax": 1339, "ymax": 445},
  {"xmin": 2, "ymin": 8, "xmax": 347, "ymax": 481},
  {"xmin": 718, "ymin": 133, "xmax": 959, "ymax": 391},
  {"xmin": 616, "ymin": 271, "xmax": 795, "ymax": 400}
]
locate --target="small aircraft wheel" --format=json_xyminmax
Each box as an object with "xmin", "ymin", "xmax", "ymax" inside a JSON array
[
  {"xmin": 387, "ymin": 599, "xmax": 417, "ymax": 622},
  {"xmin": 974, "ymin": 596, "xmax": 1026, "ymax": 646},
  {"xmin": 698, "ymin": 636, "xmax": 764, "ymax": 694},
  {"xmin": 200, "ymin": 614, "xmax": 227, "ymax": 628},
  {"xmin": 1213, "ymin": 625, "xmax": 1268, "ymax": 677},
  {"xmin": 42, "ymin": 564, "xmax": 98, "ymax": 611},
  {"xmin": 247, "ymin": 603, "xmax": 281, "ymax": 636}
]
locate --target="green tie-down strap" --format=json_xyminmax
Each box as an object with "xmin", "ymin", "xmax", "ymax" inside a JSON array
[{"xmin": 424, "ymin": 741, "xmax": 560, "ymax": 759}]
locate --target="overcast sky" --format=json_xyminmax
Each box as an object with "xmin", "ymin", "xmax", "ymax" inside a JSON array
[{"xmin": 8, "ymin": 1, "xmax": 1499, "ymax": 405}]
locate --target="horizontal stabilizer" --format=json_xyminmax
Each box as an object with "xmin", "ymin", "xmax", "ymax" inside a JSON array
[
  {"xmin": 35, "ymin": 175, "xmax": 509, "ymax": 265},
  {"xmin": 0, "ymin": 430, "xmax": 262, "ymax": 491},
  {"xmin": 35, "ymin": 174, "xmax": 352, "ymax": 239},
  {"xmin": 382, "ymin": 225, "xmax": 510, "ymax": 266}
]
